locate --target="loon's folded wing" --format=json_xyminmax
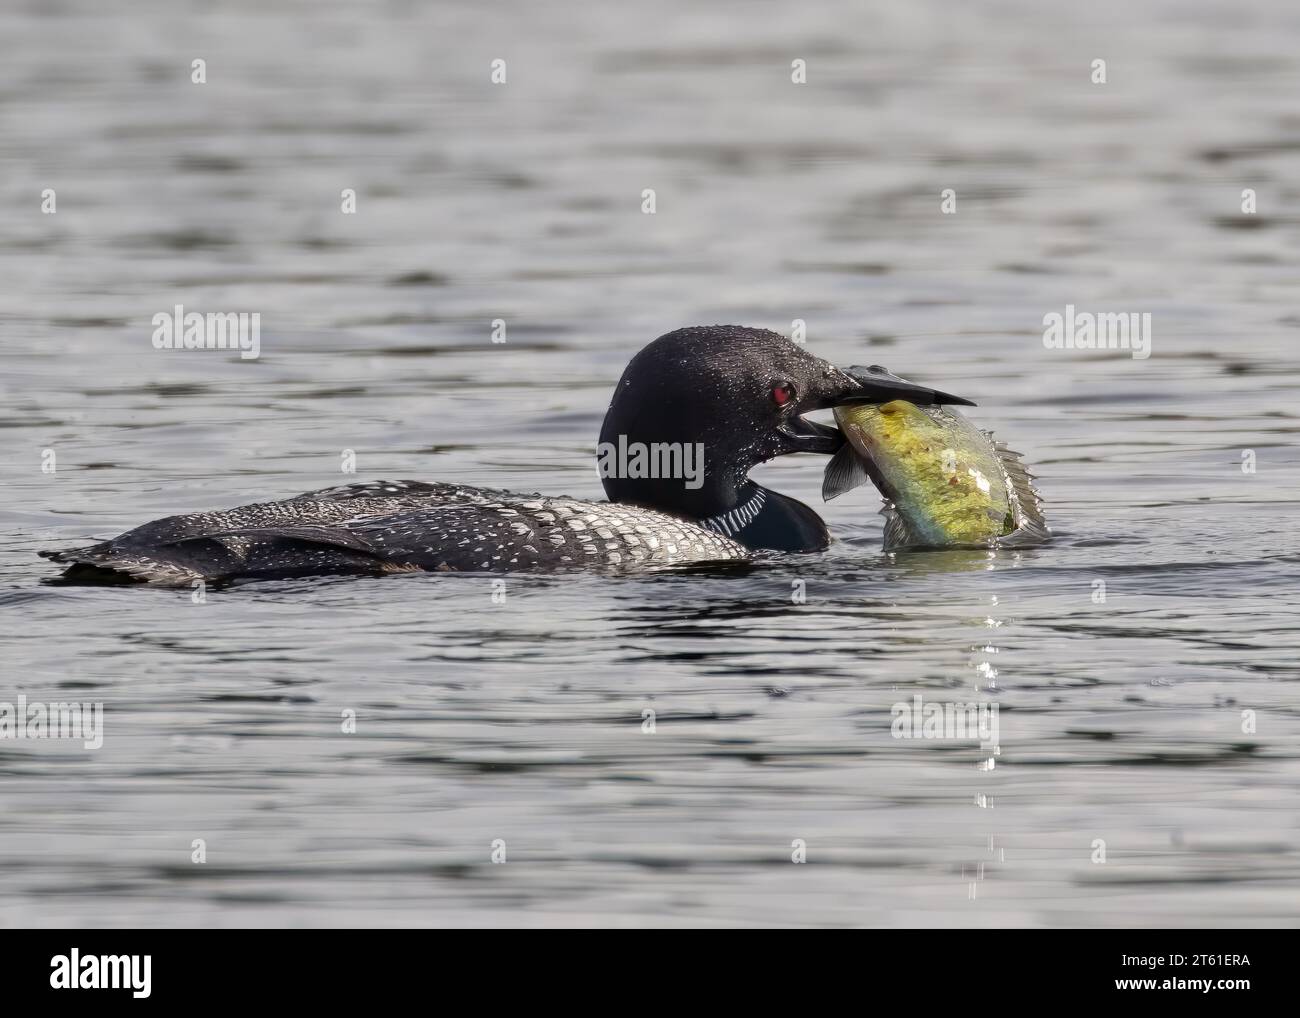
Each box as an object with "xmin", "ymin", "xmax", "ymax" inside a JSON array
[{"xmin": 315, "ymin": 500, "xmax": 746, "ymax": 571}]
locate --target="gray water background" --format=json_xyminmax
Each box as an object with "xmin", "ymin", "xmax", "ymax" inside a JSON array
[{"xmin": 1, "ymin": 0, "xmax": 1298, "ymax": 926}]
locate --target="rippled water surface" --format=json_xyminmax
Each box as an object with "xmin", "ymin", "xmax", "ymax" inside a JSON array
[{"xmin": 2, "ymin": 0, "xmax": 1299, "ymax": 926}]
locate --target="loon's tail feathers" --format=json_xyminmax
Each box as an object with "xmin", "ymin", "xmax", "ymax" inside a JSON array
[
  {"xmin": 40, "ymin": 529, "xmax": 400, "ymax": 586},
  {"xmin": 39, "ymin": 543, "xmax": 195, "ymax": 585}
]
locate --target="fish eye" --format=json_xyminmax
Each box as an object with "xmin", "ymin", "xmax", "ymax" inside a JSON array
[{"xmin": 770, "ymin": 382, "xmax": 795, "ymax": 406}]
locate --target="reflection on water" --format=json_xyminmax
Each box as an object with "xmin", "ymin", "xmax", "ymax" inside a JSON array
[{"xmin": 1, "ymin": 0, "xmax": 1299, "ymax": 926}]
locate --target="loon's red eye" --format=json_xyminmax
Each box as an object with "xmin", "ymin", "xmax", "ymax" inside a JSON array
[{"xmin": 771, "ymin": 383, "xmax": 795, "ymax": 406}]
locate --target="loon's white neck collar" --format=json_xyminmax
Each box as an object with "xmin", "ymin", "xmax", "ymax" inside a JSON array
[{"xmin": 700, "ymin": 486, "xmax": 767, "ymax": 538}]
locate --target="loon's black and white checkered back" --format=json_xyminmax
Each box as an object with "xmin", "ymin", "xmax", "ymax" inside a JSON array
[{"xmin": 41, "ymin": 480, "xmax": 748, "ymax": 584}]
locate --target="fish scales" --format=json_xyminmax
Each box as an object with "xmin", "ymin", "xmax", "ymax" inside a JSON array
[{"xmin": 824, "ymin": 400, "xmax": 1049, "ymax": 550}]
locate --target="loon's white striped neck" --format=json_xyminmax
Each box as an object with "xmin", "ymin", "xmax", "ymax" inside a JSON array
[{"xmin": 700, "ymin": 486, "xmax": 767, "ymax": 538}]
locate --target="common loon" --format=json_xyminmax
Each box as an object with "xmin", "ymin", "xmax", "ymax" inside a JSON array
[{"xmin": 41, "ymin": 326, "xmax": 970, "ymax": 584}]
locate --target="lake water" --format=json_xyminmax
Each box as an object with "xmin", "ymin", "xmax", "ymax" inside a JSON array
[{"xmin": 2, "ymin": 0, "xmax": 1298, "ymax": 927}]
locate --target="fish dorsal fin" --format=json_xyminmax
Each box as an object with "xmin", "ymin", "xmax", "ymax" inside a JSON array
[
  {"xmin": 991, "ymin": 438, "xmax": 1051, "ymax": 545},
  {"xmin": 822, "ymin": 442, "xmax": 872, "ymax": 501}
]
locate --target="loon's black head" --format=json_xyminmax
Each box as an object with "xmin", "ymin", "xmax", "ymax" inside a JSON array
[{"xmin": 597, "ymin": 325, "xmax": 970, "ymax": 552}]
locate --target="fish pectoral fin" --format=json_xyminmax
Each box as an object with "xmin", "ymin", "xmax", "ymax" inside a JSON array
[
  {"xmin": 822, "ymin": 443, "xmax": 872, "ymax": 501},
  {"xmin": 880, "ymin": 507, "xmax": 918, "ymax": 551}
]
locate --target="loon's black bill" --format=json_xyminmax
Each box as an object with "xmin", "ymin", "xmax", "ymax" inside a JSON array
[
  {"xmin": 777, "ymin": 415, "xmax": 844, "ymax": 455},
  {"xmin": 834, "ymin": 364, "xmax": 977, "ymax": 408}
]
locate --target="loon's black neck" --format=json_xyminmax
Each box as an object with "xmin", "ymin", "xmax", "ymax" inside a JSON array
[{"xmin": 693, "ymin": 483, "xmax": 830, "ymax": 554}]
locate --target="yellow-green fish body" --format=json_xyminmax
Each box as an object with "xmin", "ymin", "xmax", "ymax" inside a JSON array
[{"xmin": 825, "ymin": 400, "xmax": 1048, "ymax": 550}]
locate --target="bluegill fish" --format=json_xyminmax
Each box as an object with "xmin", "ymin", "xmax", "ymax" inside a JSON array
[{"xmin": 824, "ymin": 397, "xmax": 1048, "ymax": 550}]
